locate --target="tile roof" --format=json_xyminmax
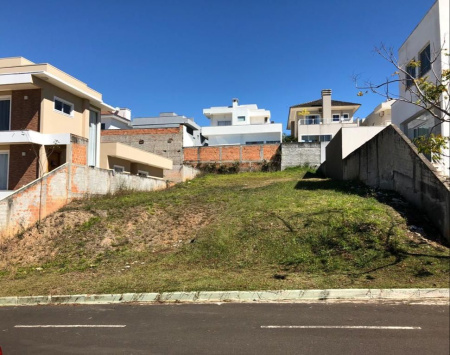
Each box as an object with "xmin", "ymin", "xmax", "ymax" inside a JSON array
[{"xmin": 290, "ymin": 99, "xmax": 361, "ymax": 108}]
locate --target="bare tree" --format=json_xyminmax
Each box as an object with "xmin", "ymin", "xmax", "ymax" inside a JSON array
[{"xmin": 354, "ymin": 42, "xmax": 449, "ymax": 162}]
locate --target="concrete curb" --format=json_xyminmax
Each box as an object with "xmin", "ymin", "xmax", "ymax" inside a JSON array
[{"xmin": 0, "ymin": 288, "xmax": 448, "ymax": 306}]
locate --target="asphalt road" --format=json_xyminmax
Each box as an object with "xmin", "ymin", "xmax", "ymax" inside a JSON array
[{"xmin": 0, "ymin": 303, "xmax": 448, "ymax": 354}]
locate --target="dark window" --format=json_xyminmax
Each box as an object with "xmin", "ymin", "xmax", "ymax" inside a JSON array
[
  {"xmin": 54, "ymin": 98, "xmax": 73, "ymax": 116},
  {"xmin": 237, "ymin": 116, "xmax": 246, "ymax": 122},
  {"xmin": 406, "ymin": 60, "xmax": 416, "ymax": 88},
  {"xmin": 55, "ymin": 100, "xmax": 63, "ymax": 112},
  {"xmin": 419, "ymin": 44, "xmax": 431, "ymax": 76},
  {"xmin": 320, "ymin": 135, "xmax": 332, "ymax": 142},
  {"xmin": 301, "ymin": 135, "xmax": 319, "ymax": 142},
  {"xmin": 245, "ymin": 141, "xmax": 264, "ymax": 145},
  {"xmin": 186, "ymin": 126, "xmax": 194, "ymax": 135},
  {"xmin": 0, "ymin": 99, "xmax": 11, "ymax": 131},
  {"xmin": 63, "ymin": 103, "xmax": 71, "ymax": 115},
  {"xmin": 101, "ymin": 123, "xmax": 106, "ymax": 130}
]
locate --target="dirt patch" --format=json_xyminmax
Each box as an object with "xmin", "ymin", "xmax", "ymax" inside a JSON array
[
  {"xmin": 0, "ymin": 202, "xmax": 214, "ymax": 270},
  {"xmin": 0, "ymin": 210, "xmax": 95, "ymax": 269}
]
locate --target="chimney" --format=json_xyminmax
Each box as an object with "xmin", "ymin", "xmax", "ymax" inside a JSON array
[
  {"xmin": 117, "ymin": 108, "xmax": 131, "ymax": 121},
  {"xmin": 321, "ymin": 89, "xmax": 332, "ymax": 119},
  {"xmin": 232, "ymin": 98, "xmax": 239, "ymax": 108}
]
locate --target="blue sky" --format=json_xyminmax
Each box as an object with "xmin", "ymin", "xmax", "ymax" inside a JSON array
[{"xmin": 0, "ymin": 0, "xmax": 435, "ymax": 131}]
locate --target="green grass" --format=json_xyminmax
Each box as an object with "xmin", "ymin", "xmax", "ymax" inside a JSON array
[{"xmin": 0, "ymin": 167, "xmax": 448, "ymax": 296}]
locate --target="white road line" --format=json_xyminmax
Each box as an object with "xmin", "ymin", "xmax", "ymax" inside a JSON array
[
  {"xmin": 261, "ymin": 326, "xmax": 421, "ymax": 330},
  {"xmin": 15, "ymin": 325, "xmax": 126, "ymax": 328}
]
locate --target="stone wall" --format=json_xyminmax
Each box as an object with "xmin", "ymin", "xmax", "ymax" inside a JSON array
[
  {"xmin": 184, "ymin": 144, "xmax": 281, "ymax": 171},
  {"xmin": 0, "ymin": 163, "xmax": 168, "ymax": 237},
  {"xmin": 281, "ymin": 143, "xmax": 321, "ymax": 170},
  {"xmin": 335, "ymin": 125, "xmax": 450, "ymax": 241}
]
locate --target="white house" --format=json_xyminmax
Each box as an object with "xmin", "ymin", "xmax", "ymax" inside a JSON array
[
  {"xmin": 391, "ymin": 0, "xmax": 449, "ymax": 176},
  {"xmin": 202, "ymin": 99, "xmax": 282, "ymax": 146},
  {"xmin": 101, "ymin": 108, "xmax": 132, "ymax": 130},
  {"xmin": 287, "ymin": 89, "xmax": 361, "ymax": 143}
]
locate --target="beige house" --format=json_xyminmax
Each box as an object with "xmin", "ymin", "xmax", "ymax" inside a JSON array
[
  {"xmin": 361, "ymin": 100, "xmax": 394, "ymax": 127},
  {"xmin": 0, "ymin": 57, "xmax": 172, "ymax": 198},
  {"xmin": 287, "ymin": 89, "xmax": 361, "ymax": 143},
  {"xmin": 100, "ymin": 142, "xmax": 172, "ymax": 178}
]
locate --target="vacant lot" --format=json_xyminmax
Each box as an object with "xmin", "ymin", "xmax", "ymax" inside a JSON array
[{"xmin": 0, "ymin": 167, "xmax": 448, "ymax": 296}]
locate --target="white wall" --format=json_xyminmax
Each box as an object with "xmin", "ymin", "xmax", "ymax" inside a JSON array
[
  {"xmin": 205, "ymin": 103, "xmax": 271, "ymax": 127},
  {"xmin": 298, "ymin": 122, "xmax": 358, "ymax": 142},
  {"xmin": 207, "ymin": 132, "xmax": 281, "ymax": 146},
  {"xmin": 341, "ymin": 126, "xmax": 386, "ymax": 159},
  {"xmin": 102, "ymin": 117, "xmax": 131, "ymax": 130},
  {"xmin": 182, "ymin": 126, "xmax": 202, "ymax": 147},
  {"xmin": 391, "ymin": 0, "xmax": 449, "ymax": 176}
]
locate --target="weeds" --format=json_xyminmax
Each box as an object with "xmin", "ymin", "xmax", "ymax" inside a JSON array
[{"xmin": 0, "ymin": 167, "xmax": 448, "ymax": 296}]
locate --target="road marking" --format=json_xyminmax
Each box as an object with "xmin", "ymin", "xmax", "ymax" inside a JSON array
[
  {"xmin": 15, "ymin": 325, "xmax": 126, "ymax": 328},
  {"xmin": 261, "ymin": 326, "xmax": 421, "ymax": 330}
]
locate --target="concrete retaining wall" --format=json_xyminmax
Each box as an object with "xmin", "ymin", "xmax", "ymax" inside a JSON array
[
  {"xmin": 0, "ymin": 163, "xmax": 168, "ymax": 237},
  {"xmin": 281, "ymin": 143, "xmax": 321, "ymax": 170},
  {"xmin": 334, "ymin": 125, "xmax": 450, "ymax": 241}
]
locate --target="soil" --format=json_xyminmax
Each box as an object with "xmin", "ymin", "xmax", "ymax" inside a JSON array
[{"xmin": 0, "ymin": 203, "xmax": 213, "ymax": 270}]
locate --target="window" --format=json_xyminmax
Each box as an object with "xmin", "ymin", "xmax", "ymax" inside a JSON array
[
  {"xmin": 342, "ymin": 113, "xmax": 350, "ymax": 121},
  {"xmin": 301, "ymin": 135, "xmax": 331, "ymax": 142},
  {"xmin": 101, "ymin": 123, "xmax": 106, "ymax": 130},
  {"xmin": 0, "ymin": 151, "xmax": 9, "ymax": 190},
  {"xmin": 186, "ymin": 126, "xmax": 194, "ymax": 135},
  {"xmin": 237, "ymin": 116, "xmax": 246, "ymax": 122},
  {"xmin": 419, "ymin": 44, "xmax": 431, "ymax": 76},
  {"xmin": 54, "ymin": 97, "xmax": 74, "ymax": 116},
  {"xmin": 332, "ymin": 114, "xmax": 340, "ymax": 122},
  {"xmin": 304, "ymin": 115, "xmax": 320, "ymax": 125},
  {"xmin": 245, "ymin": 141, "xmax": 264, "ymax": 145},
  {"xmin": 406, "ymin": 59, "xmax": 416, "ymax": 88},
  {"xmin": 113, "ymin": 165, "xmax": 125, "ymax": 173},
  {"xmin": 137, "ymin": 170, "xmax": 149, "ymax": 177},
  {"xmin": 266, "ymin": 140, "xmax": 280, "ymax": 144},
  {"xmin": 301, "ymin": 135, "xmax": 319, "ymax": 142},
  {"xmin": 217, "ymin": 121, "xmax": 231, "ymax": 126},
  {"xmin": 0, "ymin": 96, "xmax": 11, "ymax": 131}
]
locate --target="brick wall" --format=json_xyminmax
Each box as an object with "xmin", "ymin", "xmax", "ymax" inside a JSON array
[
  {"xmin": 221, "ymin": 146, "xmax": 240, "ymax": 161},
  {"xmin": 11, "ymin": 89, "xmax": 41, "ymax": 131},
  {"xmin": 0, "ymin": 163, "xmax": 169, "ymax": 237},
  {"xmin": 71, "ymin": 143, "xmax": 87, "ymax": 165},
  {"xmin": 242, "ymin": 146, "xmax": 261, "ymax": 161},
  {"xmin": 8, "ymin": 144, "xmax": 39, "ymax": 190},
  {"xmin": 199, "ymin": 147, "xmax": 220, "ymax": 161},
  {"xmin": 184, "ymin": 144, "xmax": 281, "ymax": 171},
  {"xmin": 70, "ymin": 135, "xmax": 88, "ymax": 165}
]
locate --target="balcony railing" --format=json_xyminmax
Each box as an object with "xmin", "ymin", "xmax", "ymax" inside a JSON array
[{"xmin": 299, "ymin": 118, "xmax": 356, "ymax": 125}]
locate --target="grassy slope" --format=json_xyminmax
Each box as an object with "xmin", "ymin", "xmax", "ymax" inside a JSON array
[{"xmin": 0, "ymin": 167, "xmax": 448, "ymax": 296}]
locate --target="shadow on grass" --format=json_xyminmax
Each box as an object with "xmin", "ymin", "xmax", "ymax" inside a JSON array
[{"xmin": 295, "ymin": 172, "xmax": 448, "ymax": 247}]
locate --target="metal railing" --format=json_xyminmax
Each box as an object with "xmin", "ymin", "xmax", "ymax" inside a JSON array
[{"xmin": 299, "ymin": 118, "xmax": 355, "ymax": 125}]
